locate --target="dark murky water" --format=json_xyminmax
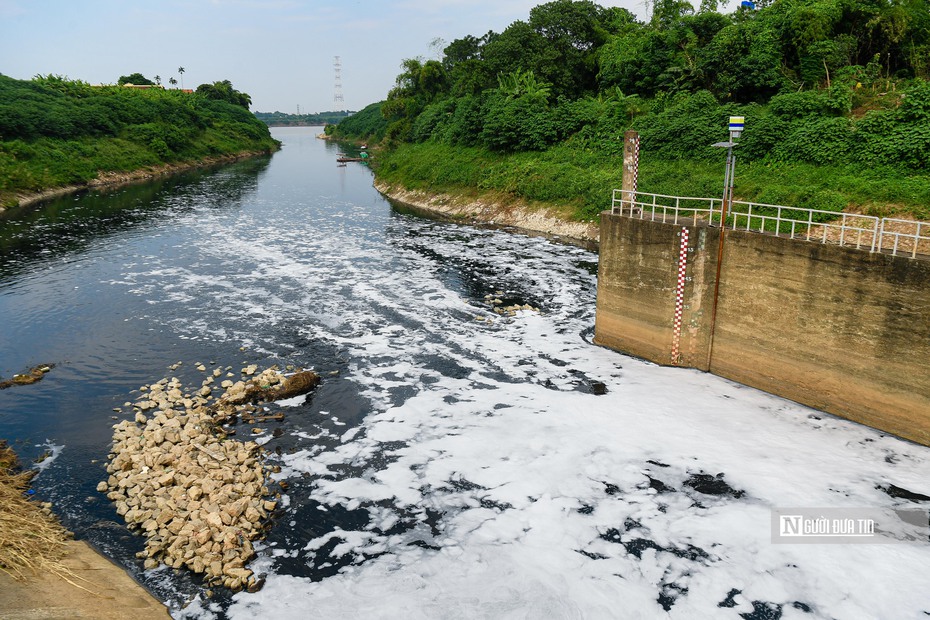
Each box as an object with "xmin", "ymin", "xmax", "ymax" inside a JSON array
[
  {"xmin": 4, "ymin": 128, "xmax": 928, "ymax": 620},
  {"xmin": 0, "ymin": 126, "xmax": 601, "ymax": 611}
]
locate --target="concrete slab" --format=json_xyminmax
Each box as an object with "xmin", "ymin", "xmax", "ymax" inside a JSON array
[{"xmin": 0, "ymin": 541, "xmax": 170, "ymax": 620}]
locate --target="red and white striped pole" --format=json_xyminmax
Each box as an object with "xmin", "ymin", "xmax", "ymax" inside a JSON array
[{"xmin": 670, "ymin": 227, "xmax": 689, "ymax": 364}]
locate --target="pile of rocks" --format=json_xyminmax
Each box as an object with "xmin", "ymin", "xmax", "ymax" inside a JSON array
[
  {"xmin": 475, "ymin": 292, "xmax": 540, "ymax": 322},
  {"xmin": 99, "ymin": 364, "xmax": 319, "ymax": 591}
]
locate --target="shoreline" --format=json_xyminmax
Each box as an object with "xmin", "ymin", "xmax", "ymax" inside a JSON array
[
  {"xmin": 374, "ymin": 180, "xmax": 600, "ymax": 247},
  {"xmin": 0, "ymin": 440, "xmax": 170, "ymax": 618},
  {"xmin": 0, "ymin": 539, "xmax": 171, "ymax": 619},
  {"xmin": 2, "ymin": 149, "xmax": 276, "ymax": 214}
]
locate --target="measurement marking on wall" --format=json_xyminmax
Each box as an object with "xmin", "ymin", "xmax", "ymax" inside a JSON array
[{"xmin": 671, "ymin": 227, "xmax": 689, "ymax": 364}]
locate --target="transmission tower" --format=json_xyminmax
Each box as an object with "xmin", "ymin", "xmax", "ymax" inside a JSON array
[{"xmin": 333, "ymin": 56, "xmax": 345, "ymax": 110}]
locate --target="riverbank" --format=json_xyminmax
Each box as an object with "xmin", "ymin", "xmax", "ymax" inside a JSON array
[
  {"xmin": 0, "ymin": 441, "xmax": 169, "ymax": 618},
  {"xmin": 0, "ymin": 540, "xmax": 171, "ymax": 619},
  {"xmin": 2, "ymin": 149, "xmax": 275, "ymax": 214},
  {"xmin": 374, "ymin": 180, "xmax": 599, "ymax": 245}
]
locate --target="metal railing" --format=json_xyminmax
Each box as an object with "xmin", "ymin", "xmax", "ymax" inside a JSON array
[
  {"xmin": 611, "ymin": 189, "xmax": 722, "ymax": 225},
  {"xmin": 611, "ymin": 190, "xmax": 930, "ymax": 258},
  {"xmin": 877, "ymin": 218, "xmax": 930, "ymax": 259},
  {"xmin": 728, "ymin": 200, "xmax": 880, "ymax": 252}
]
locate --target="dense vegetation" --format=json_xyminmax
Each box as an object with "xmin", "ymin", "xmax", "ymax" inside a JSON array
[
  {"xmin": 0, "ymin": 74, "xmax": 278, "ymax": 207},
  {"xmin": 332, "ymin": 0, "xmax": 930, "ymax": 221},
  {"xmin": 254, "ymin": 111, "xmax": 352, "ymax": 127}
]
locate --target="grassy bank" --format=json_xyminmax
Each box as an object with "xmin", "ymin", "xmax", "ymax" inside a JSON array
[
  {"xmin": 374, "ymin": 141, "xmax": 930, "ymax": 223},
  {"xmin": 0, "ymin": 75, "xmax": 279, "ymax": 208},
  {"xmin": 0, "ymin": 441, "xmax": 70, "ymax": 581}
]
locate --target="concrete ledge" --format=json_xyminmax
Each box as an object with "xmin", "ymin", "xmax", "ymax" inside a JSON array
[{"xmin": 0, "ymin": 541, "xmax": 170, "ymax": 620}]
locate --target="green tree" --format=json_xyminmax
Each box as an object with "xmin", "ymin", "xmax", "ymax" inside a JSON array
[
  {"xmin": 480, "ymin": 90, "xmax": 558, "ymax": 151},
  {"xmin": 443, "ymin": 32, "xmax": 497, "ymax": 95},
  {"xmin": 526, "ymin": 0, "xmax": 617, "ymax": 96},
  {"xmin": 381, "ymin": 58, "xmax": 449, "ymax": 142},
  {"xmin": 195, "ymin": 80, "xmax": 252, "ymax": 109},
  {"xmin": 482, "ymin": 21, "xmax": 552, "ymax": 91},
  {"xmin": 699, "ymin": 18, "xmax": 787, "ymax": 101},
  {"xmin": 117, "ymin": 72, "xmax": 154, "ymax": 86},
  {"xmin": 650, "ymin": 0, "xmax": 694, "ymax": 27}
]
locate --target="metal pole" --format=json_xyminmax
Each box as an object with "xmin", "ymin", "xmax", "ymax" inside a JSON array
[
  {"xmin": 724, "ymin": 146, "xmax": 736, "ymax": 228},
  {"xmin": 721, "ymin": 146, "xmax": 733, "ymax": 226},
  {"xmin": 706, "ymin": 116, "xmax": 743, "ymax": 370}
]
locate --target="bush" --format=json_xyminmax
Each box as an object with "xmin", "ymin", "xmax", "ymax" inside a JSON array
[
  {"xmin": 479, "ymin": 92, "xmax": 558, "ymax": 152},
  {"xmin": 636, "ymin": 91, "xmax": 735, "ymax": 160},
  {"xmin": 552, "ymin": 96, "xmax": 607, "ymax": 140},
  {"xmin": 332, "ymin": 102, "xmax": 388, "ymax": 141},
  {"xmin": 738, "ymin": 111, "xmax": 789, "ymax": 161},
  {"xmin": 899, "ymin": 80, "xmax": 930, "ymax": 121},
  {"xmin": 411, "ymin": 99, "xmax": 455, "ymax": 143},
  {"xmin": 440, "ymin": 94, "xmax": 486, "ymax": 146},
  {"xmin": 774, "ymin": 116, "xmax": 853, "ymax": 165},
  {"xmin": 769, "ymin": 91, "xmax": 833, "ymax": 119}
]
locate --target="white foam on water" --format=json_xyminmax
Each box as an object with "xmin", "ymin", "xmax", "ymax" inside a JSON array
[
  {"xmin": 110, "ymin": 190, "xmax": 930, "ymax": 619},
  {"xmin": 275, "ymin": 395, "xmax": 306, "ymax": 408},
  {"xmin": 33, "ymin": 441, "xmax": 65, "ymax": 473}
]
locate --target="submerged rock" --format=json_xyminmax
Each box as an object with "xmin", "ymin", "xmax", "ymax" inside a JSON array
[{"xmin": 0, "ymin": 363, "xmax": 55, "ymax": 389}]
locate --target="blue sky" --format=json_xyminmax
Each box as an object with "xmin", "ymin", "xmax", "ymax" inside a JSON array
[{"xmin": 0, "ymin": 0, "xmax": 717, "ymax": 114}]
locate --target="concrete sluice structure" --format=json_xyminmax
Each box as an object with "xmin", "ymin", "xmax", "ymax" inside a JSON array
[{"xmin": 594, "ymin": 212, "xmax": 930, "ymax": 446}]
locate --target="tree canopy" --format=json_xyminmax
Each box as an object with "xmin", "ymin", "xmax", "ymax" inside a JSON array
[
  {"xmin": 117, "ymin": 72, "xmax": 155, "ymax": 86},
  {"xmin": 332, "ymin": 0, "xmax": 930, "ymax": 171},
  {"xmin": 195, "ymin": 80, "xmax": 252, "ymax": 109}
]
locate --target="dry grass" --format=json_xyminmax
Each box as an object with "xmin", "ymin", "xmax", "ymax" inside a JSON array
[{"xmin": 0, "ymin": 441, "xmax": 77, "ymax": 584}]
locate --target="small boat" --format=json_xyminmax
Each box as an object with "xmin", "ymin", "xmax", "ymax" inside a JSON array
[{"xmin": 336, "ymin": 156, "xmax": 365, "ymax": 163}]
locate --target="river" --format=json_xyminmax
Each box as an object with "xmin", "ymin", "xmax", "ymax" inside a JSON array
[{"xmin": 1, "ymin": 127, "xmax": 929, "ymax": 619}]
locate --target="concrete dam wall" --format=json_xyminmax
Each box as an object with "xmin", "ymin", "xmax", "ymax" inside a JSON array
[{"xmin": 594, "ymin": 212, "xmax": 930, "ymax": 446}]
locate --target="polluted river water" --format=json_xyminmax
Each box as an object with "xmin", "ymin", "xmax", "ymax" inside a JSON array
[{"xmin": 1, "ymin": 127, "xmax": 929, "ymax": 619}]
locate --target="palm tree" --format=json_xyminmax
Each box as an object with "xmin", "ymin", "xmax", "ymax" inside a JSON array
[
  {"xmin": 154, "ymin": 75, "xmax": 161, "ymax": 86},
  {"xmin": 169, "ymin": 77, "xmax": 178, "ymax": 87},
  {"xmin": 178, "ymin": 66, "xmax": 185, "ymax": 88}
]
